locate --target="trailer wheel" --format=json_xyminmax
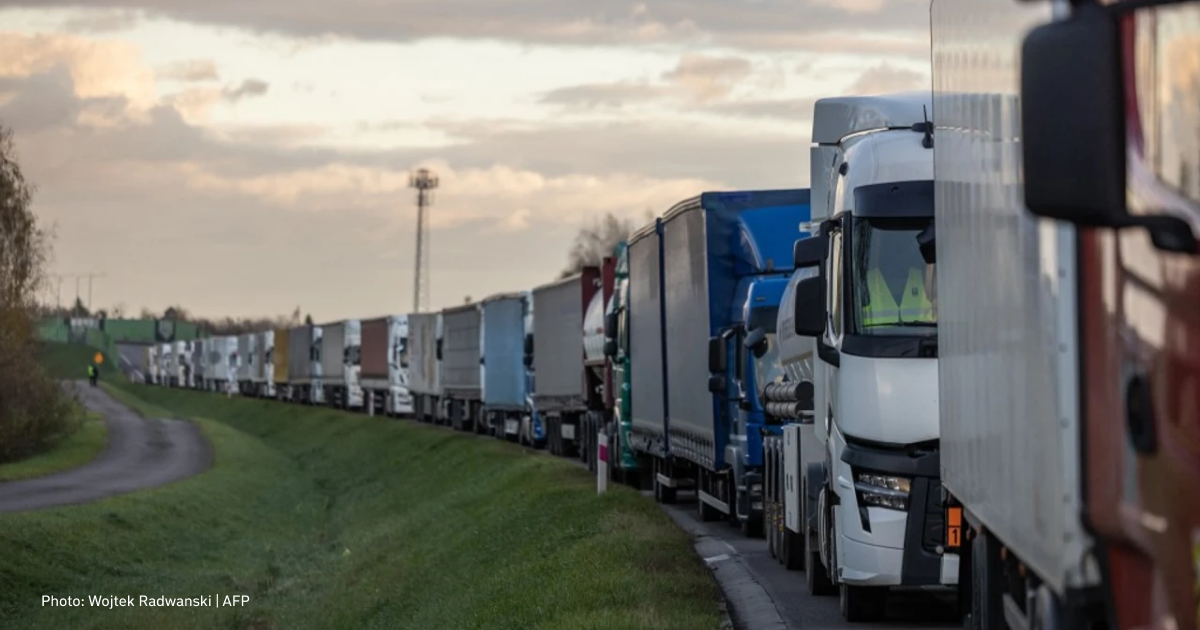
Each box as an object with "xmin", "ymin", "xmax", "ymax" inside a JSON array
[{"xmin": 840, "ymin": 584, "xmax": 887, "ymax": 622}]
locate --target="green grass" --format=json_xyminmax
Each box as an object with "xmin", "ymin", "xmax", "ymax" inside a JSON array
[
  {"xmin": 0, "ymin": 409, "xmax": 108, "ymax": 482},
  {"xmin": 1, "ymin": 355, "xmax": 723, "ymax": 630},
  {"xmin": 39, "ymin": 341, "xmax": 118, "ymax": 381}
]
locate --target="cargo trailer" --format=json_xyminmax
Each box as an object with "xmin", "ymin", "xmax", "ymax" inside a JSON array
[
  {"xmin": 441, "ymin": 303, "xmax": 483, "ymax": 432},
  {"xmin": 173, "ymin": 340, "xmax": 189, "ymax": 387},
  {"xmin": 251, "ymin": 330, "xmax": 275, "ymax": 398},
  {"xmin": 931, "ymin": 2, "xmax": 1200, "ymax": 629},
  {"xmin": 360, "ymin": 315, "xmax": 413, "ymax": 416},
  {"xmin": 236, "ymin": 333, "xmax": 256, "ymax": 396},
  {"xmin": 145, "ymin": 345, "xmax": 159, "ymax": 384},
  {"xmin": 531, "ymin": 267, "xmax": 599, "ymax": 457},
  {"xmin": 628, "ymin": 220, "xmax": 668, "ymax": 462},
  {"xmin": 321, "ymin": 320, "xmax": 363, "ymax": 410},
  {"xmin": 205, "ymin": 336, "xmax": 237, "ymax": 393},
  {"xmin": 480, "ymin": 293, "xmax": 531, "ymax": 440},
  {"xmin": 189, "ymin": 340, "xmax": 204, "ymax": 389},
  {"xmin": 287, "ymin": 324, "xmax": 324, "ymax": 404},
  {"xmin": 159, "ymin": 343, "xmax": 172, "ymax": 387},
  {"xmin": 407, "ymin": 312, "xmax": 443, "ymax": 422},
  {"xmin": 272, "ymin": 327, "xmax": 290, "ymax": 400}
]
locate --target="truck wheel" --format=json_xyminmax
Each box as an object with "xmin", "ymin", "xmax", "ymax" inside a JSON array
[
  {"xmin": 840, "ymin": 584, "xmax": 887, "ymax": 622},
  {"xmin": 806, "ymin": 548, "xmax": 835, "ymax": 595},
  {"xmin": 783, "ymin": 529, "xmax": 805, "ymax": 571}
]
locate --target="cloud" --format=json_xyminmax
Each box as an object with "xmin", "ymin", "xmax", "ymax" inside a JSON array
[
  {"xmin": 541, "ymin": 53, "xmax": 754, "ymax": 110},
  {"xmin": 845, "ymin": 62, "xmax": 929, "ymax": 95},
  {"xmin": 222, "ymin": 78, "xmax": 269, "ymax": 102},
  {"xmin": 158, "ymin": 59, "xmax": 218, "ymax": 82},
  {"xmin": 3, "ymin": 0, "xmax": 932, "ymax": 53},
  {"xmin": 0, "ymin": 32, "xmax": 157, "ymax": 112},
  {"xmin": 58, "ymin": 7, "xmax": 140, "ymax": 33},
  {"xmin": 664, "ymin": 54, "xmax": 754, "ymax": 102}
]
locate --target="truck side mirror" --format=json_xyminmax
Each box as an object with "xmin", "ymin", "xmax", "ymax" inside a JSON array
[
  {"xmin": 793, "ymin": 234, "xmax": 826, "ymax": 269},
  {"xmin": 794, "ymin": 277, "xmax": 826, "ymax": 337},
  {"xmin": 744, "ymin": 327, "xmax": 768, "ymax": 359},
  {"xmin": 436, "ymin": 339, "xmax": 443, "ymax": 361},
  {"xmin": 917, "ymin": 224, "xmax": 936, "ymax": 265},
  {"xmin": 707, "ymin": 336, "xmax": 726, "ymax": 373},
  {"xmin": 603, "ymin": 339, "xmax": 617, "ymax": 357},
  {"xmin": 708, "ymin": 375, "xmax": 726, "ymax": 394},
  {"xmin": 1021, "ymin": 4, "xmax": 1197, "ymax": 253},
  {"xmin": 604, "ymin": 312, "xmax": 618, "ymax": 339}
]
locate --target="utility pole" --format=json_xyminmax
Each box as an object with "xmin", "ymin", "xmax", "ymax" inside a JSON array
[
  {"xmin": 409, "ymin": 168, "xmax": 439, "ymax": 314},
  {"xmin": 55, "ymin": 272, "xmax": 106, "ymax": 314}
]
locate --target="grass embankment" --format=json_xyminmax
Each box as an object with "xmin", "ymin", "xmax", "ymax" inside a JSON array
[
  {"xmin": 0, "ymin": 408, "xmax": 107, "ymax": 482},
  {"xmin": 1, "ymin": 348, "xmax": 722, "ymax": 630}
]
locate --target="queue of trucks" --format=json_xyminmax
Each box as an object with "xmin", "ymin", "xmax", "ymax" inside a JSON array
[{"xmin": 135, "ymin": 1, "xmax": 1199, "ymax": 628}]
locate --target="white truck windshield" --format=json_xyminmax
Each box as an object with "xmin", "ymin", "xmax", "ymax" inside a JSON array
[{"xmin": 850, "ymin": 216, "xmax": 937, "ymax": 336}]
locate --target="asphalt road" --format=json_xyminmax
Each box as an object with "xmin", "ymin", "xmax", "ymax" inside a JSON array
[
  {"xmin": 661, "ymin": 493, "xmax": 960, "ymax": 630},
  {"xmin": 0, "ymin": 381, "xmax": 212, "ymax": 514}
]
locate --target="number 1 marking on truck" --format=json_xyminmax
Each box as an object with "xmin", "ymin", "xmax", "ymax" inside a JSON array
[{"xmin": 946, "ymin": 507, "xmax": 962, "ymax": 548}]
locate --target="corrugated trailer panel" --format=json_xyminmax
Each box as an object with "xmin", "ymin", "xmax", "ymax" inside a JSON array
[
  {"xmin": 481, "ymin": 295, "xmax": 526, "ymax": 409},
  {"xmin": 237, "ymin": 334, "xmax": 254, "ymax": 381},
  {"xmin": 661, "ymin": 202, "xmax": 715, "ymax": 457},
  {"xmin": 408, "ymin": 312, "xmax": 441, "ymax": 396},
  {"xmin": 532, "ymin": 275, "xmax": 585, "ymax": 404},
  {"xmin": 441, "ymin": 305, "xmax": 482, "ymax": 398},
  {"xmin": 321, "ymin": 322, "xmax": 346, "ymax": 385},
  {"xmin": 629, "ymin": 224, "xmax": 666, "ymax": 440},
  {"xmin": 289, "ymin": 325, "xmax": 312, "ymax": 381},
  {"xmin": 360, "ymin": 317, "xmax": 389, "ymax": 381},
  {"xmin": 253, "ymin": 331, "xmax": 270, "ymax": 381},
  {"xmin": 932, "ymin": 0, "xmax": 1084, "ymax": 594},
  {"xmin": 273, "ymin": 328, "xmax": 289, "ymax": 383}
]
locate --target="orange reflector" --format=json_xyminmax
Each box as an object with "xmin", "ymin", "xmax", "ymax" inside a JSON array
[{"xmin": 947, "ymin": 506, "xmax": 962, "ymax": 527}]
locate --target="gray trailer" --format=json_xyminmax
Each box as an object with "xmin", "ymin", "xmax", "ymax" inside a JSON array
[
  {"xmin": 627, "ymin": 220, "xmax": 668, "ymax": 459},
  {"xmin": 287, "ymin": 324, "xmax": 324, "ymax": 404},
  {"xmin": 531, "ymin": 268, "xmax": 599, "ymax": 456},
  {"xmin": 320, "ymin": 320, "xmax": 362, "ymax": 410},
  {"xmin": 407, "ymin": 312, "xmax": 442, "ymax": 422},
  {"xmin": 480, "ymin": 293, "xmax": 531, "ymax": 440},
  {"xmin": 236, "ymin": 333, "xmax": 255, "ymax": 396},
  {"xmin": 441, "ymin": 303, "xmax": 483, "ymax": 432}
]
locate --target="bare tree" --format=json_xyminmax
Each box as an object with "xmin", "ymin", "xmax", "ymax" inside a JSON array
[
  {"xmin": 559, "ymin": 212, "xmax": 641, "ymax": 279},
  {"xmin": 0, "ymin": 123, "xmax": 74, "ymax": 463}
]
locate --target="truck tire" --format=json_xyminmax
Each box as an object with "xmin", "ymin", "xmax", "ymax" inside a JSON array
[
  {"xmin": 783, "ymin": 529, "xmax": 805, "ymax": 571},
  {"xmin": 806, "ymin": 546, "xmax": 835, "ymax": 595},
  {"xmin": 840, "ymin": 584, "xmax": 887, "ymax": 622}
]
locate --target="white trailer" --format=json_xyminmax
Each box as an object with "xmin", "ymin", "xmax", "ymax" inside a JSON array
[{"xmin": 253, "ymin": 330, "xmax": 275, "ymax": 398}]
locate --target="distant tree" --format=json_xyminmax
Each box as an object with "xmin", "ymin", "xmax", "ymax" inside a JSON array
[
  {"xmin": 464, "ymin": 295, "xmax": 471, "ymax": 304},
  {"xmin": 304, "ymin": 314, "xmax": 313, "ymax": 325},
  {"xmin": 95, "ymin": 309, "xmax": 108, "ymax": 320},
  {"xmin": 110, "ymin": 302, "xmax": 125, "ymax": 318},
  {"xmin": 559, "ymin": 212, "xmax": 640, "ymax": 279},
  {"xmin": 291, "ymin": 306, "xmax": 301, "ymax": 325},
  {"xmin": 70, "ymin": 297, "xmax": 89, "ymax": 317},
  {"xmin": 139, "ymin": 307, "xmax": 156, "ymax": 319}
]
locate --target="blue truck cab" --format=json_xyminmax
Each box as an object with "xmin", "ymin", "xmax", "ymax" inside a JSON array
[{"xmin": 647, "ymin": 188, "xmax": 811, "ymax": 537}]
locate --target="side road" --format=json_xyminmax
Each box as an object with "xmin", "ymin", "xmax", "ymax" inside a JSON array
[{"xmin": 0, "ymin": 382, "xmax": 212, "ymax": 514}]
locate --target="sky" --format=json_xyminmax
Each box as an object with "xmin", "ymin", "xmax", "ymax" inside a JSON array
[{"xmin": 0, "ymin": 0, "xmax": 932, "ymax": 321}]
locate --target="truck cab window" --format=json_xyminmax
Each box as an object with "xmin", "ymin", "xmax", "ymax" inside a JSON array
[
  {"xmin": 849, "ymin": 216, "xmax": 937, "ymax": 336},
  {"xmin": 1135, "ymin": 3, "xmax": 1200, "ymax": 205},
  {"xmin": 828, "ymin": 229, "xmax": 844, "ymax": 339}
]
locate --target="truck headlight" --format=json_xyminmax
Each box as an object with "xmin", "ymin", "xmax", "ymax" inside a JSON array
[{"xmin": 854, "ymin": 473, "xmax": 911, "ymax": 511}]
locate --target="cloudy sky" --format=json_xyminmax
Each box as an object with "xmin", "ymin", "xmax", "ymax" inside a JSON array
[{"xmin": 0, "ymin": 1, "xmax": 930, "ymax": 321}]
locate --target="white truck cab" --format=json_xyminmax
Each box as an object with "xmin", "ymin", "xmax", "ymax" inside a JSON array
[{"xmin": 790, "ymin": 93, "xmax": 958, "ymax": 620}]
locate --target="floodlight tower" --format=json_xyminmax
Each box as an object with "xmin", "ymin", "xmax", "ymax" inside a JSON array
[{"xmin": 409, "ymin": 168, "xmax": 439, "ymax": 313}]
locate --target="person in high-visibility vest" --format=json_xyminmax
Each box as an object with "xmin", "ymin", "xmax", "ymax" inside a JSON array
[
  {"xmin": 87, "ymin": 364, "xmax": 98, "ymax": 386},
  {"xmin": 861, "ymin": 264, "xmax": 935, "ymax": 327}
]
